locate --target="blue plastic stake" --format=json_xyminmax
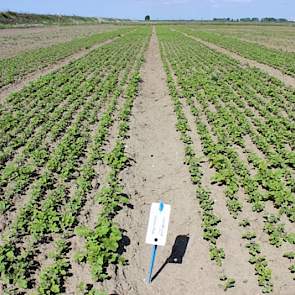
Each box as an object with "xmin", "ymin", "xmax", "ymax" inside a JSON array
[
  {"xmin": 147, "ymin": 244, "xmax": 157, "ymax": 283},
  {"xmin": 147, "ymin": 200, "xmax": 164, "ymax": 284}
]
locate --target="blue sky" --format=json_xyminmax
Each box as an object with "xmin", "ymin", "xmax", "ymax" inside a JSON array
[{"xmin": 0, "ymin": 0, "xmax": 293, "ymax": 20}]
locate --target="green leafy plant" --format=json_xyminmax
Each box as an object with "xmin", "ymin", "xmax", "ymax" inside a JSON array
[
  {"xmin": 239, "ymin": 219, "xmax": 251, "ymax": 227},
  {"xmin": 242, "ymin": 231, "xmax": 257, "ymax": 240},
  {"xmin": 75, "ymin": 218, "xmax": 123, "ymax": 281}
]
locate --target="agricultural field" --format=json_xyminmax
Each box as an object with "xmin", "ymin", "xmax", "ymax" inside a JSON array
[
  {"xmin": 0, "ymin": 22, "xmax": 294, "ymax": 295},
  {"xmin": 0, "ymin": 24, "xmax": 120, "ymax": 58},
  {"xmin": 188, "ymin": 24, "xmax": 295, "ymax": 52},
  {"xmin": 0, "ymin": 27, "xmax": 129, "ymax": 88},
  {"xmin": 180, "ymin": 25, "xmax": 295, "ymax": 77}
]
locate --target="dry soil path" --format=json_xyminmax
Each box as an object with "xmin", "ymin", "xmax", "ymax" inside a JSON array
[
  {"xmin": 178, "ymin": 30, "xmax": 295, "ymax": 89},
  {"xmin": 103, "ymin": 26, "xmax": 223, "ymax": 295}
]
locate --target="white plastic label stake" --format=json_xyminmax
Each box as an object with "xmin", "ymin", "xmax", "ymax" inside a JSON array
[{"xmin": 145, "ymin": 202, "xmax": 171, "ymax": 246}]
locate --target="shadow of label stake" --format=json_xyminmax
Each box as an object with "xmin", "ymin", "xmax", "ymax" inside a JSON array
[
  {"xmin": 151, "ymin": 234, "xmax": 190, "ymax": 282},
  {"xmin": 168, "ymin": 234, "xmax": 190, "ymax": 264}
]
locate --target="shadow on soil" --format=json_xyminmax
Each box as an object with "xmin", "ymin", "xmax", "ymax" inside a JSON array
[{"xmin": 152, "ymin": 234, "xmax": 190, "ymax": 282}]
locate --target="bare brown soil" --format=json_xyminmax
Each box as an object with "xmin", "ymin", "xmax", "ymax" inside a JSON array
[
  {"xmin": 0, "ymin": 24, "xmax": 118, "ymax": 58},
  {"xmin": 180, "ymin": 31, "xmax": 295, "ymax": 89}
]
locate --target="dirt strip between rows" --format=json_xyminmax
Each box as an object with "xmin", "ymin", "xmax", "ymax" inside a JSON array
[
  {"xmin": 102, "ymin": 26, "xmax": 223, "ymax": 295},
  {"xmin": 178, "ymin": 30, "xmax": 295, "ymax": 89},
  {"xmin": 0, "ymin": 36, "xmax": 120, "ymax": 103}
]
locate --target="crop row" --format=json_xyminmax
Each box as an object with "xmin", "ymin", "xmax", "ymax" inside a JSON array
[
  {"xmin": 158, "ymin": 26, "xmax": 294, "ymax": 292},
  {"xmin": 0, "ymin": 43, "xmax": 115, "ymax": 160},
  {"xmin": 179, "ymin": 26, "xmax": 295, "ymax": 77},
  {"xmin": 0, "ymin": 26, "xmax": 130, "ymax": 87},
  {"xmin": 160, "ymin": 28, "xmax": 273, "ymax": 292},
  {"xmin": 37, "ymin": 29, "xmax": 149, "ymax": 294},
  {"xmin": 0, "ymin": 32, "xmax": 138, "ymax": 217},
  {"xmin": 164, "ymin": 28, "xmax": 295, "ymax": 222},
  {"xmin": 166, "ymin": 28, "xmax": 295, "ymax": 231},
  {"xmin": 159, "ymin": 27, "xmax": 236, "ymax": 292},
  {"xmin": 0, "ymin": 27, "xmax": 150, "ymax": 294}
]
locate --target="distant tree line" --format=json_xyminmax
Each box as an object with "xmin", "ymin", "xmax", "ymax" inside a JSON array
[
  {"xmin": 212, "ymin": 17, "xmax": 289, "ymax": 23},
  {"xmin": 0, "ymin": 10, "xmax": 100, "ymax": 25}
]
